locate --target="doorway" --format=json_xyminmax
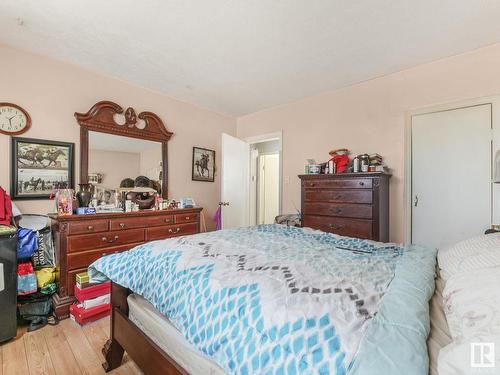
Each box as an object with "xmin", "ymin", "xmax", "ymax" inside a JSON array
[
  {"xmin": 250, "ymin": 141, "xmax": 281, "ymax": 225},
  {"xmin": 221, "ymin": 132, "xmax": 282, "ymax": 229}
]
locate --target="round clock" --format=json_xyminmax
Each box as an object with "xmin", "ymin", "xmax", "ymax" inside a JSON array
[{"xmin": 0, "ymin": 103, "xmax": 31, "ymax": 135}]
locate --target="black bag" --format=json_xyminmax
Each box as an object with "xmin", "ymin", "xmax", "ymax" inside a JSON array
[{"xmin": 18, "ymin": 214, "xmax": 55, "ymax": 268}]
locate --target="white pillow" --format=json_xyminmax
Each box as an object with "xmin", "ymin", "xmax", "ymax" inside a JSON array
[{"xmin": 438, "ymin": 233, "xmax": 500, "ymax": 280}]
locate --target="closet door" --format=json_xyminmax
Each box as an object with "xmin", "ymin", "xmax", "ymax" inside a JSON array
[{"xmin": 412, "ymin": 104, "xmax": 491, "ymax": 249}]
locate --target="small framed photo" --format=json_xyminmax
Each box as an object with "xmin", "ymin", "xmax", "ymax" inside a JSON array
[
  {"xmin": 11, "ymin": 137, "xmax": 75, "ymax": 200},
  {"xmin": 192, "ymin": 147, "xmax": 215, "ymax": 182}
]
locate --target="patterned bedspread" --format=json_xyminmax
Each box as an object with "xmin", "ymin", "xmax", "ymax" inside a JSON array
[{"xmin": 89, "ymin": 224, "xmax": 436, "ymax": 375}]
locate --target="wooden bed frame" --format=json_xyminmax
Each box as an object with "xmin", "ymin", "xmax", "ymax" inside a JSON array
[{"xmin": 102, "ymin": 282, "xmax": 188, "ymax": 375}]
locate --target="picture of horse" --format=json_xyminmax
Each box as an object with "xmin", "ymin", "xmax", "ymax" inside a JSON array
[
  {"xmin": 11, "ymin": 137, "xmax": 74, "ymax": 199},
  {"xmin": 192, "ymin": 147, "xmax": 215, "ymax": 182}
]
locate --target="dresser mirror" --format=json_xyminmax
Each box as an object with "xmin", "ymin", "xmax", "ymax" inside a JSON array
[
  {"xmin": 88, "ymin": 131, "xmax": 162, "ymax": 206},
  {"xmin": 76, "ymin": 101, "xmax": 172, "ymax": 200}
]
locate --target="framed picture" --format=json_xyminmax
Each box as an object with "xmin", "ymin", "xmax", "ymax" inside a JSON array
[
  {"xmin": 11, "ymin": 137, "xmax": 75, "ymax": 200},
  {"xmin": 192, "ymin": 147, "xmax": 215, "ymax": 182}
]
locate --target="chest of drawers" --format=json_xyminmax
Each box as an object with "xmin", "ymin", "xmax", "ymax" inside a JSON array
[
  {"xmin": 299, "ymin": 173, "xmax": 390, "ymax": 241},
  {"xmin": 49, "ymin": 207, "xmax": 202, "ymax": 319}
]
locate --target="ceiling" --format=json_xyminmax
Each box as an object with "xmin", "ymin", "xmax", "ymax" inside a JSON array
[{"xmin": 1, "ymin": 1, "xmax": 500, "ymax": 116}]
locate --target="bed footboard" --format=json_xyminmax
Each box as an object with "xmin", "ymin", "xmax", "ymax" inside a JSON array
[{"xmin": 102, "ymin": 282, "xmax": 187, "ymax": 375}]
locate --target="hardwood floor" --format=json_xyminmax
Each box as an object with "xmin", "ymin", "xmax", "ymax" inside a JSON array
[{"xmin": 0, "ymin": 317, "xmax": 143, "ymax": 375}]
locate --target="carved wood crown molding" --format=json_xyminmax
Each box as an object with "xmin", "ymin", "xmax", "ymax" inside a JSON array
[{"xmin": 75, "ymin": 101, "xmax": 173, "ymax": 142}]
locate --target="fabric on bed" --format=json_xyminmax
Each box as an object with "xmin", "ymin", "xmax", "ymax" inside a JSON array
[
  {"xmin": 128, "ymin": 293, "xmax": 226, "ymax": 375},
  {"xmin": 89, "ymin": 224, "xmax": 436, "ymax": 375},
  {"xmin": 438, "ymin": 233, "xmax": 500, "ymax": 280},
  {"xmin": 437, "ymin": 234, "xmax": 500, "ymax": 374},
  {"xmin": 427, "ymin": 274, "xmax": 452, "ymax": 375}
]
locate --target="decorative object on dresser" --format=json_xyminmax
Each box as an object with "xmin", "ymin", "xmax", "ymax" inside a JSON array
[
  {"xmin": 49, "ymin": 208, "xmax": 202, "ymax": 319},
  {"xmin": 10, "ymin": 137, "xmax": 75, "ymax": 200},
  {"xmin": 299, "ymin": 172, "xmax": 390, "ymax": 242},
  {"xmin": 75, "ymin": 100, "xmax": 172, "ymax": 198},
  {"xmin": 0, "ymin": 102, "xmax": 31, "ymax": 135},
  {"xmin": 192, "ymin": 147, "xmax": 215, "ymax": 182}
]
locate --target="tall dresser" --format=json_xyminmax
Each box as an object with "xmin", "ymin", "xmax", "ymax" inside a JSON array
[
  {"xmin": 49, "ymin": 207, "xmax": 202, "ymax": 319},
  {"xmin": 299, "ymin": 172, "xmax": 390, "ymax": 241}
]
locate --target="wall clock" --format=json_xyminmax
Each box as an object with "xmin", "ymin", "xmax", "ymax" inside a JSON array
[{"xmin": 0, "ymin": 103, "xmax": 31, "ymax": 135}]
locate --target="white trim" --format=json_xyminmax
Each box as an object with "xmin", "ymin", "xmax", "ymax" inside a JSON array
[
  {"xmin": 404, "ymin": 96, "xmax": 498, "ymax": 244},
  {"xmin": 244, "ymin": 131, "xmax": 284, "ymax": 219}
]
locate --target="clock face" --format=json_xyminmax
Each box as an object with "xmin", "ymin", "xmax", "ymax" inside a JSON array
[{"xmin": 0, "ymin": 103, "xmax": 31, "ymax": 135}]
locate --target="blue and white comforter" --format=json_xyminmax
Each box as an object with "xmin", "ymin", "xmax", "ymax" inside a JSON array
[{"xmin": 89, "ymin": 224, "xmax": 436, "ymax": 375}]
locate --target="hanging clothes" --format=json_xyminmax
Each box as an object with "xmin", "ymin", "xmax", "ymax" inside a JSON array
[
  {"xmin": 0, "ymin": 187, "xmax": 13, "ymax": 226},
  {"xmin": 213, "ymin": 206, "xmax": 222, "ymax": 230}
]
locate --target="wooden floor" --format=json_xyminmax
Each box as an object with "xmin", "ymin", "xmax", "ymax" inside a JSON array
[{"xmin": 0, "ymin": 317, "xmax": 143, "ymax": 375}]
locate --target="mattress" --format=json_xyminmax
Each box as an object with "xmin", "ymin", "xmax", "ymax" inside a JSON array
[
  {"xmin": 127, "ymin": 293, "xmax": 226, "ymax": 375},
  {"xmin": 427, "ymin": 274, "xmax": 452, "ymax": 375}
]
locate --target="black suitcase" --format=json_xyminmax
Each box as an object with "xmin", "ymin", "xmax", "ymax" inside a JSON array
[{"xmin": 0, "ymin": 231, "xmax": 17, "ymax": 342}]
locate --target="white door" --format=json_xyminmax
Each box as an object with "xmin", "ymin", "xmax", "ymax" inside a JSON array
[
  {"xmin": 412, "ymin": 104, "xmax": 492, "ymax": 249},
  {"xmin": 258, "ymin": 153, "xmax": 280, "ymax": 224},
  {"xmin": 221, "ymin": 133, "xmax": 250, "ymax": 229}
]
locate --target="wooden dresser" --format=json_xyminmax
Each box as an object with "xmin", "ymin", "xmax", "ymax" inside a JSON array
[
  {"xmin": 299, "ymin": 172, "xmax": 390, "ymax": 241},
  {"xmin": 49, "ymin": 207, "xmax": 202, "ymax": 319}
]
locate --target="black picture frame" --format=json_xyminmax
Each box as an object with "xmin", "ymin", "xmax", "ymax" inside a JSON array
[
  {"xmin": 11, "ymin": 137, "xmax": 75, "ymax": 200},
  {"xmin": 192, "ymin": 146, "xmax": 215, "ymax": 182}
]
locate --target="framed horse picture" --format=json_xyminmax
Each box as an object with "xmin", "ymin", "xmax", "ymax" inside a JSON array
[
  {"xmin": 192, "ymin": 146, "xmax": 215, "ymax": 182},
  {"xmin": 11, "ymin": 137, "xmax": 75, "ymax": 200}
]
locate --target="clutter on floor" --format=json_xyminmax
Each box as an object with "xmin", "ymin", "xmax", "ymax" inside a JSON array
[{"xmin": 70, "ymin": 271, "xmax": 111, "ymax": 325}]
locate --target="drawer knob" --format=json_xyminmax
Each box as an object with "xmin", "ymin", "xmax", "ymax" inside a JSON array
[
  {"xmin": 334, "ymin": 195, "xmax": 343, "ymax": 200},
  {"xmin": 164, "ymin": 218, "xmax": 171, "ymax": 223},
  {"xmin": 309, "ymin": 183, "xmax": 315, "ymax": 187},
  {"xmin": 119, "ymin": 223, "xmax": 125, "ymax": 228},
  {"xmin": 102, "ymin": 235, "xmax": 119, "ymax": 243},
  {"xmin": 87, "ymin": 225, "xmax": 94, "ymax": 230},
  {"xmin": 329, "ymin": 224, "xmax": 345, "ymax": 230},
  {"xmin": 330, "ymin": 208, "xmax": 342, "ymax": 214},
  {"xmin": 168, "ymin": 228, "xmax": 181, "ymax": 234},
  {"xmin": 185, "ymin": 216, "xmax": 190, "ymax": 220},
  {"xmin": 359, "ymin": 181, "xmax": 365, "ymax": 186}
]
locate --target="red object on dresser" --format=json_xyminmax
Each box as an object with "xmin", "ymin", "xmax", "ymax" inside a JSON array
[
  {"xmin": 74, "ymin": 281, "xmax": 111, "ymax": 303},
  {"xmin": 70, "ymin": 303, "xmax": 110, "ymax": 325}
]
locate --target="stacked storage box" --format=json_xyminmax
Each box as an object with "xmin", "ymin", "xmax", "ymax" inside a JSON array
[{"xmin": 70, "ymin": 272, "xmax": 111, "ymax": 325}]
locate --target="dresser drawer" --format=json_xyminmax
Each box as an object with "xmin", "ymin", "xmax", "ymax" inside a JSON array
[
  {"xmin": 110, "ymin": 217, "xmax": 147, "ymax": 231},
  {"xmin": 174, "ymin": 213, "xmax": 198, "ymax": 224},
  {"xmin": 68, "ymin": 220, "xmax": 109, "ymax": 235},
  {"xmin": 302, "ymin": 215, "xmax": 373, "ymax": 239},
  {"xmin": 304, "ymin": 189, "xmax": 373, "ymax": 204},
  {"xmin": 302, "ymin": 178, "xmax": 372, "ymax": 189},
  {"xmin": 67, "ymin": 243, "xmax": 141, "ymax": 270},
  {"xmin": 303, "ymin": 202, "xmax": 372, "ymax": 219},
  {"xmin": 145, "ymin": 215, "xmax": 174, "ymax": 227},
  {"xmin": 67, "ymin": 229, "xmax": 145, "ymax": 253},
  {"xmin": 146, "ymin": 223, "xmax": 198, "ymax": 241}
]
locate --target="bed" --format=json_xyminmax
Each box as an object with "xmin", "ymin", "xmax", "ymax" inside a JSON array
[{"xmin": 89, "ymin": 224, "xmax": 437, "ymax": 375}]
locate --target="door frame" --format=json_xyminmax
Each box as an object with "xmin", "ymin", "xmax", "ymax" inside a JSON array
[
  {"xmin": 244, "ymin": 131, "xmax": 283, "ymax": 223},
  {"xmin": 404, "ymin": 96, "xmax": 498, "ymax": 244}
]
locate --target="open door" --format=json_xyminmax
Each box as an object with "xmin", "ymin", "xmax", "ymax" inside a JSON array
[{"xmin": 221, "ymin": 133, "xmax": 250, "ymax": 229}]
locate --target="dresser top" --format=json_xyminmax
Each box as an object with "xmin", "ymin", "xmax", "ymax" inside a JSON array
[
  {"xmin": 299, "ymin": 172, "xmax": 391, "ymax": 179},
  {"xmin": 48, "ymin": 206, "xmax": 203, "ymax": 222}
]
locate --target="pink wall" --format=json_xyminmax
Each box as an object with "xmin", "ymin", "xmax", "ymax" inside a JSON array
[
  {"xmin": 237, "ymin": 43, "xmax": 500, "ymax": 242},
  {"xmin": 0, "ymin": 44, "xmax": 236, "ymax": 231},
  {"xmin": 88, "ymin": 150, "xmax": 141, "ymax": 189}
]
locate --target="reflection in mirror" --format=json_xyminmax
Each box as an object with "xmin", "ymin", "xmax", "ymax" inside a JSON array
[{"xmin": 88, "ymin": 131, "xmax": 162, "ymax": 200}]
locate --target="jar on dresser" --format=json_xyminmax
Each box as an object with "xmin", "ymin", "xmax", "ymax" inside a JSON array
[
  {"xmin": 299, "ymin": 172, "xmax": 390, "ymax": 242},
  {"xmin": 49, "ymin": 207, "xmax": 202, "ymax": 319}
]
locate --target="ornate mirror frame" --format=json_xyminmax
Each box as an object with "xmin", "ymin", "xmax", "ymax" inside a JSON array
[{"xmin": 75, "ymin": 101, "xmax": 173, "ymax": 198}]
